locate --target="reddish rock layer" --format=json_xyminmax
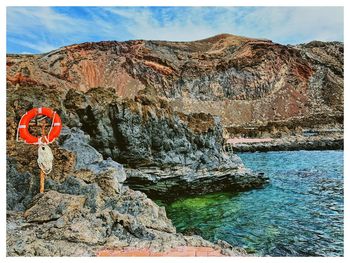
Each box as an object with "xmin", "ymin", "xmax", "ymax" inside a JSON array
[{"xmin": 6, "ymin": 34, "xmax": 343, "ymax": 129}]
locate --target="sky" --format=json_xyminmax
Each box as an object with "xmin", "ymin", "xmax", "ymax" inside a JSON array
[{"xmin": 6, "ymin": 6, "xmax": 344, "ymax": 54}]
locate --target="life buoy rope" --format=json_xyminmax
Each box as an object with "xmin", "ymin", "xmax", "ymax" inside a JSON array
[{"xmin": 16, "ymin": 107, "xmax": 62, "ymax": 144}]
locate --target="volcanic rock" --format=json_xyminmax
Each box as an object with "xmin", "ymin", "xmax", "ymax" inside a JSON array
[
  {"xmin": 6, "ymin": 34, "xmax": 343, "ymax": 132},
  {"xmin": 24, "ymin": 190, "xmax": 86, "ymax": 223},
  {"xmin": 6, "ymin": 162, "xmax": 244, "ymax": 256},
  {"xmin": 6, "ymin": 33, "xmax": 343, "ymax": 256}
]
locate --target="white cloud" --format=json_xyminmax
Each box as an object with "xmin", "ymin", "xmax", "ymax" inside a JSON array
[
  {"xmin": 237, "ymin": 7, "xmax": 344, "ymax": 43},
  {"xmin": 6, "ymin": 6, "xmax": 344, "ymax": 53},
  {"xmin": 104, "ymin": 7, "xmax": 220, "ymax": 41},
  {"xmin": 7, "ymin": 7, "xmax": 126, "ymax": 53},
  {"xmin": 7, "ymin": 7, "xmax": 81, "ymax": 37},
  {"xmin": 9, "ymin": 38, "xmax": 59, "ymax": 53},
  {"xmin": 103, "ymin": 7, "xmax": 343, "ymax": 44}
]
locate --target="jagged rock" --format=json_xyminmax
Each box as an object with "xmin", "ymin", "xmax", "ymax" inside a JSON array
[
  {"xmin": 7, "ymin": 127, "xmax": 247, "ymax": 256},
  {"xmin": 89, "ymin": 159, "xmax": 126, "ymax": 183},
  {"xmin": 24, "ymin": 190, "xmax": 86, "ymax": 223},
  {"xmin": 59, "ymin": 127, "xmax": 103, "ymax": 170},
  {"xmin": 57, "ymin": 91, "xmax": 267, "ymax": 197},
  {"xmin": 6, "ymin": 162, "xmax": 244, "ymax": 256},
  {"xmin": 125, "ymin": 165, "xmax": 268, "ymax": 200},
  {"xmin": 7, "ymin": 133, "xmax": 246, "ymax": 256},
  {"xmin": 58, "ymin": 127, "xmax": 126, "ymax": 183},
  {"xmin": 111, "ymin": 187, "xmax": 176, "ymax": 233},
  {"xmin": 60, "ymin": 212, "xmax": 112, "ymax": 245},
  {"xmin": 7, "ymin": 86, "xmax": 267, "ymax": 198},
  {"xmin": 46, "ymin": 175, "xmax": 105, "ymax": 212},
  {"xmin": 217, "ymin": 239, "xmax": 247, "ymax": 256},
  {"xmin": 6, "ymin": 158, "xmax": 35, "ymax": 211},
  {"xmin": 6, "ymin": 34, "xmax": 343, "ymax": 131}
]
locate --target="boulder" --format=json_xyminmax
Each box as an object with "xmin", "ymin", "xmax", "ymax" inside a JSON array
[{"xmin": 24, "ymin": 190, "xmax": 86, "ymax": 223}]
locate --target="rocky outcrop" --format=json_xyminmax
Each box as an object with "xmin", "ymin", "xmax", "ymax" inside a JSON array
[
  {"xmin": 125, "ymin": 166, "xmax": 267, "ymax": 200},
  {"xmin": 7, "ymin": 85, "xmax": 268, "ymax": 199},
  {"xmin": 23, "ymin": 190, "xmax": 86, "ymax": 223},
  {"xmin": 61, "ymin": 89, "xmax": 268, "ymax": 198},
  {"xmin": 6, "ymin": 87, "xmax": 265, "ymax": 255},
  {"xmin": 6, "ymin": 127, "xmax": 246, "ymax": 256}
]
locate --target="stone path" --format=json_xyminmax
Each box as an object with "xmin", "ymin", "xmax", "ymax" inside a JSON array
[{"xmin": 97, "ymin": 246, "xmax": 225, "ymax": 257}]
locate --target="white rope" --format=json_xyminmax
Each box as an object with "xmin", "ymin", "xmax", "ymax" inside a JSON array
[
  {"xmin": 46, "ymin": 111, "xmax": 56, "ymax": 143},
  {"xmin": 37, "ymin": 144, "xmax": 53, "ymax": 174}
]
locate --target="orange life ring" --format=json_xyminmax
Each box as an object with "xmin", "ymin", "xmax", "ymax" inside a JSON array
[{"xmin": 18, "ymin": 107, "xmax": 62, "ymax": 144}]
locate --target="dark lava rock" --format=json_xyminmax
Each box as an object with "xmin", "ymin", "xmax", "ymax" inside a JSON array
[
  {"xmin": 7, "ymin": 85, "xmax": 268, "ymax": 199},
  {"xmin": 6, "ymin": 125, "xmax": 248, "ymax": 256},
  {"xmin": 125, "ymin": 166, "xmax": 268, "ymax": 201},
  {"xmin": 7, "ymin": 158, "xmax": 37, "ymax": 211},
  {"xmin": 6, "ymin": 160, "xmax": 243, "ymax": 256},
  {"xmin": 60, "ymin": 90, "xmax": 268, "ymax": 198}
]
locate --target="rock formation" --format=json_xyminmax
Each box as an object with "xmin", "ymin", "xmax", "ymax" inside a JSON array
[
  {"xmin": 6, "ymin": 34, "xmax": 343, "ymax": 133},
  {"xmin": 7, "ymin": 126, "xmax": 246, "ymax": 256},
  {"xmin": 6, "ymin": 33, "xmax": 343, "ymax": 256},
  {"xmin": 7, "ymin": 85, "xmax": 268, "ymax": 199}
]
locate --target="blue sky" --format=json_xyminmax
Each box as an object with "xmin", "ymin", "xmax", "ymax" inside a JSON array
[{"xmin": 7, "ymin": 6, "xmax": 344, "ymax": 54}]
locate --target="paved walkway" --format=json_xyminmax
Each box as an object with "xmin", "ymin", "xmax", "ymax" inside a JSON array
[{"xmin": 97, "ymin": 246, "xmax": 224, "ymax": 257}]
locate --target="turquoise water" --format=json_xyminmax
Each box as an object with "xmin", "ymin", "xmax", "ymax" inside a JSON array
[{"xmin": 162, "ymin": 151, "xmax": 344, "ymax": 256}]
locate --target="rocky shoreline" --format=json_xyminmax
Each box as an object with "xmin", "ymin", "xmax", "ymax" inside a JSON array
[
  {"xmin": 7, "ymin": 86, "xmax": 269, "ymax": 199},
  {"xmin": 125, "ymin": 165, "xmax": 267, "ymax": 201},
  {"xmin": 225, "ymin": 135, "xmax": 343, "ymax": 153},
  {"xmin": 6, "ymin": 127, "xmax": 248, "ymax": 256},
  {"xmin": 6, "ymin": 86, "xmax": 269, "ymax": 256}
]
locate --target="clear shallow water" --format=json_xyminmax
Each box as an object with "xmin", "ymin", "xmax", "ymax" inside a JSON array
[{"xmin": 161, "ymin": 151, "xmax": 344, "ymax": 256}]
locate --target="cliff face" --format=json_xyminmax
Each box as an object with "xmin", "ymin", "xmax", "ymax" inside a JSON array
[
  {"xmin": 6, "ymin": 34, "xmax": 343, "ymax": 129},
  {"xmin": 7, "ymin": 85, "xmax": 267, "ymax": 200}
]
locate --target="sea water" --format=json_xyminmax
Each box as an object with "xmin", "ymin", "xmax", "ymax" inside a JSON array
[{"xmin": 161, "ymin": 151, "xmax": 344, "ymax": 256}]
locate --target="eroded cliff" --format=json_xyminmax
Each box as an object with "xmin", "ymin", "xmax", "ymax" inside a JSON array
[{"xmin": 7, "ymin": 34, "xmax": 343, "ymax": 131}]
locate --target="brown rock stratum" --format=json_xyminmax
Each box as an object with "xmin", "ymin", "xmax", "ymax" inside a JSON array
[{"xmin": 6, "ymin": 34, "xmax": 343, "ymax": 131}]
